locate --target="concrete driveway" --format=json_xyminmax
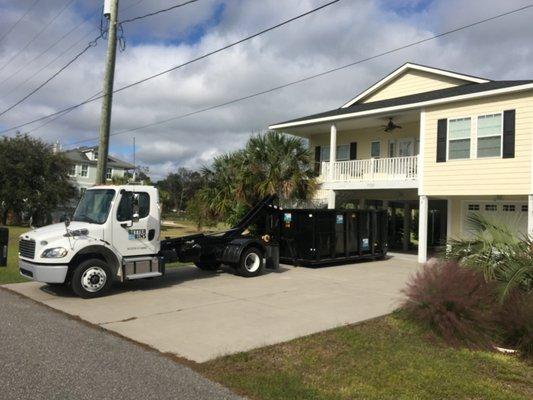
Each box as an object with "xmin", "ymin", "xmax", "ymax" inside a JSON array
[{"xmin": 4, "ymin": 254, "xmax": 418, "ymax": 363}]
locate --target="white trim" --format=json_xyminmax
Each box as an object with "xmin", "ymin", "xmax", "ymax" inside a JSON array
[
  {"xmin": 340, "ymin": 63, "xmax": 489, "ymax": 108},
  {"xmin": 268, "ymin": 83, "xmax": 533, "ymax": 130},
  {"xmin": 321, "ymin": 179, "xmax": 419, "ymax": 190},
  {"xmin": 528, "ymin": 195, "xmax": 533, "ymax": 238},
  {"xmin": 447, "ymin": 197, "xmax": 453, "ymax": 240},
  {"xmin": 418, "ymin": 109, "xmax": 425, "ymax": 195}
]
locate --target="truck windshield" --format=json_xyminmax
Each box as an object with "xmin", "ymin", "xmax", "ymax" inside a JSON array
[{"xmin": 72, "ymin": 189, "xmax": 115, "ymax": 224}]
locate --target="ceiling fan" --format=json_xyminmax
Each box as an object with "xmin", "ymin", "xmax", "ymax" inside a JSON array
[{"xmin": 381, "ymin": 117, "xmax": 402, "ymax": 133}]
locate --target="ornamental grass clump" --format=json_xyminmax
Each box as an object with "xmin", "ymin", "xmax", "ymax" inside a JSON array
[
  {"xmin": 497, "ymin": 290, "xmax": 533, "ymax": 359},
  {"xmin": 402, "ymin": 260, "xmax": 498, "ymax": 348}
]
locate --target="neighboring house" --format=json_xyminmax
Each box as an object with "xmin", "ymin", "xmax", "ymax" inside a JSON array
[
  {"xmin": 269, "ymin": 62, "xmax": 533, "ymax": 263},
  {"xmin": 63, "ymin": 146, "xmax": 135, "ymax": 195}
]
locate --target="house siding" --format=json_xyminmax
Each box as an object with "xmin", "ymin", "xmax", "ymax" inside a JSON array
[
  {"xmin": 308, "ymin": 121, "xmax": 420, "ymax": 159},
  {"xmin": 422, "ymin": 91, "xmax": 533, "ymax": 196},
  {"xmin": 362, "ymin": 70, "xmax": 467, "ymax": 103}
]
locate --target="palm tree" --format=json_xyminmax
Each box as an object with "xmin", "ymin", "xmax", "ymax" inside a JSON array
[
  {"xmin": 446, "ymin": 212, "xmax": 533, "ymax": 300},
  {"xmin": 197, "ymin": 131, "xmax": 317, "ymax": 224}
]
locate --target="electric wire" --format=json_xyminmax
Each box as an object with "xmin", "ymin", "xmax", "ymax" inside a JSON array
[
  {"xmin": 0, "ymin": 0, "xmax": 77, "ymax": 74},
  {"xmin": 64, "ymin": 2, "xmax": 533, "ymax": 147},
  {"xmin": 0, "ymin": 0, "xmax": 342, "ymax": 133},
  {"xmin": 0, "ymin": 0, "xmax": 41, "ymax": 45},
  {"xmin": 119, "ymin": 0, "xmax": 200, "ymax": 24}
]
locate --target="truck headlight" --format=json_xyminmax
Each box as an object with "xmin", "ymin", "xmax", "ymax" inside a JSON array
[{"xmin": 41, "ymin": 247, "xmax": 68, "ymax": 258}]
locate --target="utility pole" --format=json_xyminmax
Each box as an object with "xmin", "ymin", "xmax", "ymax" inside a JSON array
[{"xmin": 96, "ymin": 0, "xmax": 120, "ymax": 185}]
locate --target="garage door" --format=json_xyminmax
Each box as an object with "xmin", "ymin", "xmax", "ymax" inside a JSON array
[{"xmin": 461, "ymin": 201, "xmax": 528, "ymax": 237}]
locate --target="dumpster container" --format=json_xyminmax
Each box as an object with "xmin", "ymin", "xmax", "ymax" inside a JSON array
[
  {"xmin": 0, "ymin": 227, "xmax": 8, "ymax": 267},
  {"xmin": 279, "ymin": 209, "xmax": 387, "ymax": 267}
]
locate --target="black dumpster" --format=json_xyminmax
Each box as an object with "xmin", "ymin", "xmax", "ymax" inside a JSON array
[
  {"xmin": 0, "ymin": 227, "xmax": 8, "ymax": 267},
  {"xmin": 279, "ymin": 209, "xmax": 387, "ymax": 267}
]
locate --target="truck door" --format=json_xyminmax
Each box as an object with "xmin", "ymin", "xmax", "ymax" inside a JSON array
[{"xmin": 112, "ymin": 190, "xmax": 159, "ymax": 257}]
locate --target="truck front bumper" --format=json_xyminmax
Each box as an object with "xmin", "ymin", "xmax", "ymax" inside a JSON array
[{"xmin": 19, "ymin": 259, "xmax": 68, "ymax": 284}]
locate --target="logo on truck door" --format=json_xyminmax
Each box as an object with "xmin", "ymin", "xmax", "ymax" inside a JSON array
[{"xmin": 128, "ymin": 229, "xmax": 147, "ymax": 240}]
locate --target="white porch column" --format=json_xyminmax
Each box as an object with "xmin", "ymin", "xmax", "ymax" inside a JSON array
[
  {"xmin": 359, "ymin": 198, "xmax": 366, "ymax": 210},
  {"xmin": 328, "ymin": 124, "xmax": 337, "ymax": 182},
  {"xmin": 527, "ymin": 194, "xmax": 533, "ymax": 239},
  {"xmin": 418, "ymin": 195, "xmax": 428, "ymax": 263},
  {"xmin": 327, "ymin": 190, "xmax": 336, "ymax": 209}
]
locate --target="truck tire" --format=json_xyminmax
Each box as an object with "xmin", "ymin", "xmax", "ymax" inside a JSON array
[
  {"xmin": 71, "ymin": 259, "xmax": 113, "ymax": 299},
  {"xmin": 236, "ymin": 247, "xmax": 264, "ymax": 277},
  {"xmin": 194, "ymin": 261, "xmax": 221, "ymax": 271}
]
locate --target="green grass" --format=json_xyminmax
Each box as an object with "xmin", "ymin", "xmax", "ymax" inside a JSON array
[
  {"xmin": 0, "ymin": 226, "xmax": 31, "ymax": 285},
  {"xmin": 199, "ymin": 313, "xmax": 533, "ymax": 400}
]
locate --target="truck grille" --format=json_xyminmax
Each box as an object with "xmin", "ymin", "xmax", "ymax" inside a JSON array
[{"xmin": 19, "ymin": 239, "xmax": 36, "ymax": 259}]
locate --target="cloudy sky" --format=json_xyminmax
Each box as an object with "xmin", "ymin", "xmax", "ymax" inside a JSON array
[{"xmin": 1, "ymin": 0, "xmax": 533, "ymax": 180}]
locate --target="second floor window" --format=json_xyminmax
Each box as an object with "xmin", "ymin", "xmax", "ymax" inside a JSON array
[
  {"xmin": 106, "ymin": 168, "xmax": 112, "ymax": 180},
  {"xmin": 448, "ymin": 117, "xmax": 471, "ymax": 160},
  {"xmin": 371, "ymin": 141, "xmax": 381, "ymax": 158},
  {"xmin": 320, "ymin": 144, "xmax": 350, "ymax": 162},
  {"xmin": 80, "ymin": 164, "xmax": 88, "ymax": 177},
  {"xmin": 68, "ymin": 165, "xmax": 76, "ymax": 176},
  {"xmin": 477, "ymin": 113, "xmax": 502, "ymax": 158}
]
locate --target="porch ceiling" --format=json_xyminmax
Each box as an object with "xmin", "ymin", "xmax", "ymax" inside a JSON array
[{"xmin": 279, "ymin": 109, "xmax": 420, "ymax": 138}]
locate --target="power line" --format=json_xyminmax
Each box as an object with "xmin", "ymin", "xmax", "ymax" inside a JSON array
[
  {"xmin": 0, "ymin": 0, "xmax": 41, "ymax": 45},
  {"xmin": 0, "ymin": 27, "xmax": 100, "ymax": 101},
  {"xmin": 64, "ymin": 2, "xmax": 533, "ymax": 147},
  {"xmin": 0, "ymin": 5, "xmax": 103, "ymax": 90},
  {"xmin": 120, "ymin": 0, "xmax": 200, "ymax": 24},
  {"xmin": 0, "ymin": 0, "xmax": 342, "ymax": 132},
  {"xmin": 0, "ymin": 0, "xmax": 77, "ymax": 74},
  {"xmin": 0, "ymin": 33, "xmax": 103, "ymax": 118}
]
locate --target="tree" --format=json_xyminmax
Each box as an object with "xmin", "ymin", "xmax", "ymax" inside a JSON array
[
  {"xmin": 0, "ymin": 134, "xmax": 76, "ymax": 225},
  {"xmin": 156, "ymin": 167, "xmax": 203, "ymax": 212},
  {"xmin": 197, "ymin": 131, "xmax": 317, "ymax": 224}
]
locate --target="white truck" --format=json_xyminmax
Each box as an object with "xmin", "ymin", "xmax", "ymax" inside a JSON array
[{"xmin": 18, "ymin": 185, "xmax": 280, "ymax": 298}]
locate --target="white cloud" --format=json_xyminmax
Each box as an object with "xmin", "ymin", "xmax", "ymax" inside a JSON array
[{"xmin": 1, "ymin": 0, "xmax": 533, "ymax": 181}]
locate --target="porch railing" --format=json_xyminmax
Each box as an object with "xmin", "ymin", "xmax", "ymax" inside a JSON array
[{"xmin": 320, "ymin": 155, "xmax": 418, "ymax": 183}]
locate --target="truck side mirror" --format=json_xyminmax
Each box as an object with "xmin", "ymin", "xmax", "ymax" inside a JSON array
[{"xmin": 132, "ymin": 193, "xmax": 140, "ymax": 223}]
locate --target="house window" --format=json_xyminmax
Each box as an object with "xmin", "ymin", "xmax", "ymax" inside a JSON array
[
  {"xmin": 68, "ymin": 164, "xmax": 76, "ymax": 176},
  {"xmin": 503, "ymin": 204, "xmax": 516, "ymax": 212},
  {"xmin": 370, "ymin": 141, "xmax": 381, "ymax": 158},
  {"xmin": 80, "ymin": 164, "xmax": 88, "ymax": 177},
  {"xmin": 106, "ymin": 168, "xmax": 112, "ymax": 180},
  {"xmin": 468, "ymin": 204, "xmax": 480, "ymax": 211},
  {"xmin": 388, "ymin": 141, "xmax": 396, "ymax": 158},
  {"xmin": 321, "ymin": 144, "xmax": 350, "ymax": 162},
  {"xmin": 522, "ymin": 205, "xmax": 528, "ymax": 212},
  {"xmin": 448, "ymin": 117, "xmax": 471, "ymax": 160},
  {"xmin": 485, "ymin": 204, "xmax": 498, "ymax": 212},
  {"xmin": 79, "ymin": 187, "xmax": 87, "ymax": 197},
  {"xmin": 477, "ymin": 113, "xmax": 502, "ymax": 158}
]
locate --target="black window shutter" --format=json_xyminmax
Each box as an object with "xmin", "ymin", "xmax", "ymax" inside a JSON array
[
  {"xmin": 314, "ymin": 146, "xmax": 321, "ymax": 174},
  {"xmin": 436, "ymin": 119, "xmax": 447, "ymax": 162},
  {"xmin": 503, "ymin": 110, "xmax": 515, "ymax": 158},
  {"xmin": 349, "ymin": 142, "xmax": 357, "ymax": 160}
]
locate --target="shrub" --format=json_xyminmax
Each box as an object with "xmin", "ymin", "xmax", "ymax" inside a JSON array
[
  {"xmin": 402, "ymin": 260, "xmax": 498, "ymax": 348},
  {"xmin": 496, "ymin": 290, "xmax": 533, "ymax": 359}
]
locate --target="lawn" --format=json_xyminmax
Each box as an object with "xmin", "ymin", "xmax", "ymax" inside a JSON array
[
  {"xmin": 0, "ymin": 220, "xmax": 226, "ymax": 284},
  {"xmin": 199, "ymin": 313, "xmax": 533, "ymax": 400}
]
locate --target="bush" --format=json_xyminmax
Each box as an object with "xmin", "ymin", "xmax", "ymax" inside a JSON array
[
  {"xmin": 496, "ymin": 290, "xmax": 533, "ymax": 359},
  {"xmin": 402, "ymin": 260, "xmax": 498, "ymax": 348}
]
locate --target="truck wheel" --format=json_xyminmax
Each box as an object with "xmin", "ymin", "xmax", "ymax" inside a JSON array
[
  {"xmin": 194, "ymin": 261, "xmax": 221, "ymax": 271},
  {"xmin": 237, "ymin": 247, "xmax": 264, "ymax": 277},
  {"xmin": 71, "ymin": 259, "xmax": 113, "ymax": 299}
]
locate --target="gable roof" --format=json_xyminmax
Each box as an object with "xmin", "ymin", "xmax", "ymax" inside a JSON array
[
  {"xmin": 269, "ymin": 80, "xmax": 533, "ymax": 130},
  {"xmin": 64, "ymin": 146, "xmax": 134, "ymax": 169},
  {"xmin": 341, "ymin": 62, "xmax": 490, "ymax": 108}
]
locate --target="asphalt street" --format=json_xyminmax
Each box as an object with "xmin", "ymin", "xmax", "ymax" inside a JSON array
[{"xmin": 0, "ymin": 288, "xmax": 242, "ymax": 400}]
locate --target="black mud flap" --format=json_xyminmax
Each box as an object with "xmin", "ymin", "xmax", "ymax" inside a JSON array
[
  {"xmin": 0, "ymin": 227, "xmax": 8, "ymax": 267},
  {"xmin": 265, "ymin": 243, "xmax": 279, "ymax": 270}
]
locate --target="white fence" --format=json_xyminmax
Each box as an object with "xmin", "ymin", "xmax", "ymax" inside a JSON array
[{"xmin": 320, "ymin": 155, "xmax": 418, "ymax": 183}]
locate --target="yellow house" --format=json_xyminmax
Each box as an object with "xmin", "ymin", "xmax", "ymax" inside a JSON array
[{"xmin": 269, "ymin": 63, "xmax": 533, "ymax": 263}]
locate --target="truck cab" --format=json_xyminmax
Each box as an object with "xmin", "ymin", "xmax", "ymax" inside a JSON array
[{"xmin": 19, "ymin": 185, "xmax": 162, "ymax": 298}]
